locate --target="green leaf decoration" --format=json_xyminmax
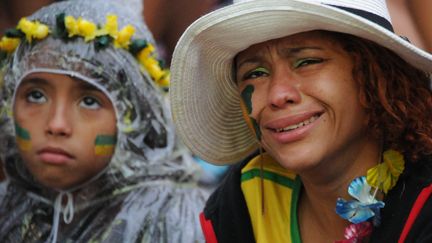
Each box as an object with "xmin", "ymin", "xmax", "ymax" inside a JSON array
[
  {"xmin": 95, "ymin": 35, "xmax": 113, "ymax": 51},
  {"xmin": 5, "ymin": 28, "xmax": 24, "ymax": 39},
  {"xmin": 129, "ymin": 39, "xmax": 148, "ymax": 55},
  {"xmin": 0, "ymin": 51, "xmax": 7, "ymax": 66},
  {"xmin": 54, "ymin": 13, "xmax": 68, "ymax": 39},
  {"xmin": 158, "ymin": 59, "xmax": 165, "ymax": 69}
]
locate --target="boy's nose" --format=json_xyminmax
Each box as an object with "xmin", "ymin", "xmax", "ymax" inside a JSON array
[
  {"xmin": 45, "ymin": 103, "xmax": 72, "ymax": 137},
  {"xmin": 267, "ymin": 69, "xmax": 301, "ymax": 109}
]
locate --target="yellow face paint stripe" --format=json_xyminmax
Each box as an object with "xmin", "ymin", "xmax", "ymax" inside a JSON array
[
  {"xmin": 16, "ymin": 137, "xmax": 32, "ymax": 151},
  {"xmin": 15, "ymin": 123, "xmax": 31, "ymax": 151},
  {"xmin": 94, "ymin": 135, "xmax": 116, "ymax": 156},
  {"xmin": 95, "ymin": 145, "xmax": 115, "ymax": 156}
]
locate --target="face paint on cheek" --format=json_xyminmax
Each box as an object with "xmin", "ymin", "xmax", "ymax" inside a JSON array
[
  {"xmin": 94, "ymin": 135, "xmax": 117, "ymax": 156},
  {"xmin": 240, "ymin": 85, "xmax": 261, "ymax": 141},
  {"xmin": 240, "ymin": 85, "xmax": 254, "ymax": 115},
  {"xmin": 15, "ymin": 123, "xmax": 32, "ymax": 151},
  {"xmin": 250, "ymin": 118, "xmax": 261, "ymax": 141}
]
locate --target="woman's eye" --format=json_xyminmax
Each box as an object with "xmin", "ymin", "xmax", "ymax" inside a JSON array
[
  {"xmin": 294, "ymin": 58, "xmax": 323, "ymax": 68},
  {"xmin": 80, "ymin": 96, "xmax": 101, "ymax": 110},
  {"xmin": 26, "ymin": 90, "xmax": 46, "ymax": 104},
  {"xmin": 243, "ymin": 67, "xmax": 270, "ymax": 80}
]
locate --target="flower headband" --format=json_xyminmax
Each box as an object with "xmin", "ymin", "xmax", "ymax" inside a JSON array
[{"xmin": 0, "ymin": 13, "xmax": 170, "ymax": 91}]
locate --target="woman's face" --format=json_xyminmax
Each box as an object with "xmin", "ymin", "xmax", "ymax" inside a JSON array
[
  {"xmin": 14, "ymin": 72, "xmax": 117, "ymax": 190},
  {"xmin": 235, "ymin": 31, "xmax": 370, "ymax": 173}
]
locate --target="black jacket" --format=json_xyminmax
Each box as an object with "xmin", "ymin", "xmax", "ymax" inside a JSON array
[{"xmin": 201, "ymin": 155, "xmax": 432, "ymax": 243}]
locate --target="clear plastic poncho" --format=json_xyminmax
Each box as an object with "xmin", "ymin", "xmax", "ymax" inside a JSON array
[{"xmin": 0, "ymin": 0, "xmax": 208, "ymax": 242}]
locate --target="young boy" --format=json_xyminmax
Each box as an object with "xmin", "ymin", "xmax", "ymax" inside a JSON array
[{"xmin": 0, "ymin": 0, "xmax": 207, "ymax": 242}]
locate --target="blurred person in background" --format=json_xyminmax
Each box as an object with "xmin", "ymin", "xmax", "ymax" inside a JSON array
[
  {"xmin": 387, "ymin": 0, "xmax": 431, "ymax": 53},
  {"xmin": 144, "ymin": 0, "xmax": 232, "ymax": 64},
  {"xmin": 406, "ymin": 0, "xmax": 432, "ymax": 52}
]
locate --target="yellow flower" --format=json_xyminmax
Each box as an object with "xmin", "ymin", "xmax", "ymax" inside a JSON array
[
  {"xmin": 65, "ymin": 16, "xmax": 79, "ymax": 37},
  {"xmin": 143, "ymin": 58, "xmax": 164, "ymax": 81},
  {"xmin": 104, "ymin": 15, "xmax": 118, "ymax": 37},
  {"xmin": 77, "ymin": 18, "xmax": 97, "ymax": 41},
  {"xmin": 366, "ymin": 150, "xmax": 405, "ymax": 193},
  {"xmin": 32, "ymin": 22, "xmax": 49, "ymax": 39},
  {"xmin": 16, "ymin": 18, "xmax": 50, "ymax": 43},
  {"xmin": 136, "ymin": 43, "xmax": 155, "ymax": 62},
  {"xmin": 156, "ymin": 72, "xmax": 170, "ymax": 89},
  {"xmin": 136, "ymin": 43, "xmax": 168, "ymax": 87},
  {"xmin": 115, "ymin": 25, "xmax": 135, "ymax": 48},
  {"xmin": 0, "ymin": 37, "xmax": 20, "ymax": 53},
  {"xmin": 17, "ymin": 18, "xmax": 34, "ymax": 42},
  {"xmin": 17, "ymin": 18, "xmax": 36, "ymax": 42}
]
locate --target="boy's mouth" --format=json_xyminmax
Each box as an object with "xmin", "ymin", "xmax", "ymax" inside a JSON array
[{"xmin": 37, "ymin": 147, "xmax": 74, "ymax": 165}]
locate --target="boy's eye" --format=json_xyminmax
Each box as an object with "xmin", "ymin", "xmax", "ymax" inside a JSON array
[
  {"xmin": 243, "ymin": 67, "xmax": 270, "ymax": 80},
  {"xmin": 26, "ymin": 90, "xmax": 46, "ymax": 104},
  {"xmin": 293, "ymin": 58, "xmax": 323, "ymax": 68},
  {"xmin": 80, "ymin": 96, "xmax": 101, "ymax": 110}
]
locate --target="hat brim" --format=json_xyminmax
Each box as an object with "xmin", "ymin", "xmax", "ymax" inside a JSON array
[{"xmin": 170, "ymin": 0, "xmax": 432, "ymax": 164}]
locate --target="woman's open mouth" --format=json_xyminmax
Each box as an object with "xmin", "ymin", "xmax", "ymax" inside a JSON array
[
  {"xmin": 274, "ymin": 114, "xmax": 321, "ymax": 133},
  {"xmin": 265, "ymin": 112, "xmax": 324, "ymax": 143}
]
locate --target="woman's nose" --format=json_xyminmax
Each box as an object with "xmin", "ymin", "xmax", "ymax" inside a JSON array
[
  {"xmin": 267, "ymin": 68, "xmax": 302, "ymax": 109},
  {"xmin": 45, "ymin": 102, "xmax": 72, "ymax": 137}
]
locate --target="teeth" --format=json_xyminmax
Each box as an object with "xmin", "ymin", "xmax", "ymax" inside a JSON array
[{"xmin": 275, "ymin": 115, "xmax": 320, "ymax": 132}]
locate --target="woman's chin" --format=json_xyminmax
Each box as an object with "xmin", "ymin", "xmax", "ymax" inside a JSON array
[{"xmin": 271, "ymin": 153, "xmax": 320, "ymax": 173}]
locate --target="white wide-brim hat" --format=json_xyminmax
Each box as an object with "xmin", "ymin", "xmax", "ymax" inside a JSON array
[{"xmin": 170, "ymin": 0, "xmax": 432, "ymax": 165}]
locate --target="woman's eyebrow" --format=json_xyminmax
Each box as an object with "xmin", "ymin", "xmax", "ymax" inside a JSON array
[
  {"xmin": 236, "ymin": 56, "xmax": 262, "ymax": 71},
  {"xmin": 237, "ymin": 46, "xmax": 324, "ymax": 68},
  {"xmin": 279, "ymin": 46, "xmax": 323, "ymax": 57}
]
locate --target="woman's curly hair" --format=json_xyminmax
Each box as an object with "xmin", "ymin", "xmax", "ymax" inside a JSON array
[{"xmin": 332, "ymin": 32, "xmax": 432, "ymax": 162}]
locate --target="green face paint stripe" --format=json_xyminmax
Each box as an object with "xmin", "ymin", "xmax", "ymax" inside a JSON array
[
  {"xmin": 95, "ymin": 135, "xmax": 117, "ymax": 145},
  {"xmin": 15, "ymin": 123, "xmax": 31, "ymax": 140},
  {"xmin": 251, "ymin": 118, "xmax": 261, "ymax": 141},
  {"xmin": 240, "ymin": 85, "xmax": 254, "ymax": 114}
]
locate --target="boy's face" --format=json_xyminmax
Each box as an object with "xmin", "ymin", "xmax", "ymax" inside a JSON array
[{"xmin": 13, "ymin": 72, "xmax": 117, "ymax": 190}]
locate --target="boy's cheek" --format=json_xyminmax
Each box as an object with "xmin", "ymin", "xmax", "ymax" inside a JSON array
[
  {"xmin": 94, "ymin": 134, "xmax": 117, "ymax": 156},
  {"xmin": 15, "ymin": 123, "xmax": 32, "ymax": 151}
]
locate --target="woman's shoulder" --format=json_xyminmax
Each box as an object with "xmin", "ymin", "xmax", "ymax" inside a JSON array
[
  {"xmin": 201, "ymin": 152, "xmax": 257, "ymax": 243},
  {"xmin": 203, "ymin": 153, "xmax": 253, "ymax": 218},
  {"xmin": 370, "ymin": 155, "xmax": 432, "ymax": 242}
]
